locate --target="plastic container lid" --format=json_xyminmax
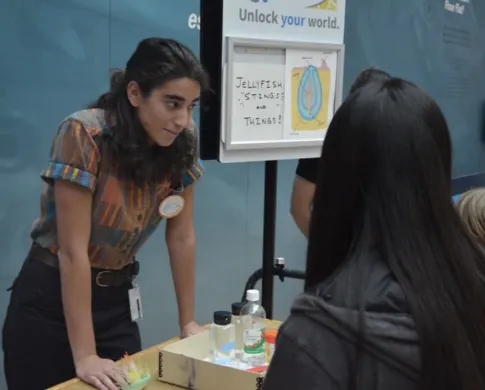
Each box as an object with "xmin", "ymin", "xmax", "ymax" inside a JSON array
[
  {"xmin": 265, "ymin": 329, "xmax": 278, "ymax": 343},
  {"xmin": 231, "ymin": 302, "xmax": 245, "ymax": 316},
  {"xmin": 246, "ymin": 289, "xmax": 260, "ymax": 302},
  {"xmin": 213, "ymin": 310, "xmax": 232, "ymax": 326}
]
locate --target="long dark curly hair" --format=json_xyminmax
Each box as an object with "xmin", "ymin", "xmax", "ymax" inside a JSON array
[{"xmin": 90, "ymin": 38, "xmax": 209, "ymax": 187}]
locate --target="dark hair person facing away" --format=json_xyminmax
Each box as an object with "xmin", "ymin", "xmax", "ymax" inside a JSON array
[
  {"xmin": 263, "ymin": 78, "xmax": 485, "ymax": 390},
  {"xmin": 291, "ymin": 67, "xmax": 391, "ymax": 237}
]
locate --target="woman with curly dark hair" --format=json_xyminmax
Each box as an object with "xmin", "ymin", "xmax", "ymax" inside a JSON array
[{"xmin": 2, "ymin": 37, "xmax": 209, "ymax": 390}]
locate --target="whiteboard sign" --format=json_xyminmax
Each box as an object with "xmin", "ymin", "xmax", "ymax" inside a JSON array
[
  {"xmin": 219, "ymin": 0, "xmax": 347, "ymax": 162},
  {"xmin": 230, "ymin": 62, "xmax": 285, "ymax": 144},
  {"xmin": 224, "ymin": 37, "xmax": 345, "ymax": 153}
]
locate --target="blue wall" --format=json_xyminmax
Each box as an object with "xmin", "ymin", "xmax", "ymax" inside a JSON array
[
  {"xmin": 342, "ymin": 0, "xmax": 485, "ymax": 176},
  {"xmin": 0, "ymin": 1, "xmax": 484, "ymax": 388}
]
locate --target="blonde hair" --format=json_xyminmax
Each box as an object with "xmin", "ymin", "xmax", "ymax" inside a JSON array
[{"xmin": 456, "ymin": 188, "xmax": 485, "ymax": 248}]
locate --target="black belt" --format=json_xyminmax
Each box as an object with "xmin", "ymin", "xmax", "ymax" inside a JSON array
[{"xmin": 28, "ymin": 243, "xmax": 139, "ymax": 287}]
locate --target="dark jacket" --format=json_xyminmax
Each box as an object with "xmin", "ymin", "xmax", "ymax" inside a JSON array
[{"xmin": 263, "ymin": 252, "xmax": 420, "ymax": 390}]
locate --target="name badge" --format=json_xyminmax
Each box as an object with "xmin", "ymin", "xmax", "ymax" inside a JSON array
[
  {"xmin": 128, "ymin": 286, "xmax": 143, "ymax": 322},
  {"xmin": 158, "ymin": 195, "xmax": 184, "ymax": 219}
]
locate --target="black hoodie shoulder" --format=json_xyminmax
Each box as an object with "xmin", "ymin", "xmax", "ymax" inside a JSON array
[{"xmin": 263, "ymin": 252, "xmax": 420, "ymax": 390}]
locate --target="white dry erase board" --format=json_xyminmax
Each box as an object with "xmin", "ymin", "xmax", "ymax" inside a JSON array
[{"xmin": 220, "ymin": 37, "xmax": 344, "ymax": 162}]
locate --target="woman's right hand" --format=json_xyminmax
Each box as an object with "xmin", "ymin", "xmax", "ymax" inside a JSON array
[{"xmin": 75, "ymin": 354, "xmax": 128, "ymax": 390}]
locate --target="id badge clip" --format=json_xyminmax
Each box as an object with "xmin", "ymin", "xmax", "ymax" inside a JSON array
[{"xmin": 128, "ymin": 282, "xmax": 143, "ymax": 322}]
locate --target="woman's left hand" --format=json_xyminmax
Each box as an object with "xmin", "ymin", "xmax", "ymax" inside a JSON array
[{"xmin": 180, "ymin": 321, "xmax": 206, "ymax": 338}]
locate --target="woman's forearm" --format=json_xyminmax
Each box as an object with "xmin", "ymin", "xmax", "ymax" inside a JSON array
[
  {"xmin": 59, "ymin": 253, "xmax": 96, "ymax": 363},
  {"xmin": 167, "ymin": 237, "xmax": 196, "ymax": 328}
]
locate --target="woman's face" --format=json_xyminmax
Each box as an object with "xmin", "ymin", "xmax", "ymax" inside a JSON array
[{"xmin": 127, "ymin": 77, "xmax": 200, "ymax": 147}]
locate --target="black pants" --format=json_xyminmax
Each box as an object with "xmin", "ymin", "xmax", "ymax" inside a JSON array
[{"xmin": 2, "ymin": 250, "xmax": 142, "ymax": 390}]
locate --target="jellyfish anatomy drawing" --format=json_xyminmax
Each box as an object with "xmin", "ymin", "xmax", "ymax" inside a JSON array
[{"xmin": 290, "ymin": 55, "xmax": 331, "ymax": 131}]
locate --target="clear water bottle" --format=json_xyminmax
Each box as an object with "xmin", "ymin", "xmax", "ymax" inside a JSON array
[
  {"xmin": 231, "ymin": 302, "xmax": 245, "ymax": 361},
  {"xmin": 240, "ymin": 289, "xmax": 267, "ymax": 367},
  {"xmin": 210, "ymin": 311, "xmax": 235, "ymax": 363}
]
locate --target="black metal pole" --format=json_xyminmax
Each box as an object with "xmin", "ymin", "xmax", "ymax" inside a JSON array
[
  {"xmin": 241, "ymin": 267, "xmax": 306, "ymax": 303},
  {"xmin": 261, "ymin": 160, "xmax": 278, "ymax": 319}
]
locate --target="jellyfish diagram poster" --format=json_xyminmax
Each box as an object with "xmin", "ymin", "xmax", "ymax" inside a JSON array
[{"xmin": 284, "ymin": 48, "xmax": 338, "ymax": 140}]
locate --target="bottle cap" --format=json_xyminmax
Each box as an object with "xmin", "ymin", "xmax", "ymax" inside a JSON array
[
  {"xmin": 213, "ymin": 310, "xmax": 232, "ymax": 326},
  {"xmin": 265, "ymin": 328, "xmax": 278, "ymax": 343},
  {"xmin": 246, "ymin": 289, "xmax": 260, "ymax": 302},
  {"xmin": 231, "ymin": 302, "xmax": 245, "ymax": 316}
]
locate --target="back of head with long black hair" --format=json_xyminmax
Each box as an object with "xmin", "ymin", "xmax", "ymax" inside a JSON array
[
  {"xmin": 349, "ymin": 67, "xmax": 390, "ymax": 94},
  {"xmin": 90, "ymin": 38, "xmax": 209, "ymax": 187},
  {"xmin": 305, "ymin": 78, "xmax": 485, "ymax": 389}
]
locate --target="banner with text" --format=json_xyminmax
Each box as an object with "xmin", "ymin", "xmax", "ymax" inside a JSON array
[{"xmin": 223, "ymin": 0, "xmax": 346, "ymax": 44}]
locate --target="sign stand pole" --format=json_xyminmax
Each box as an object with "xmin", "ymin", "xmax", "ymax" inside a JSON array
[
  {"xmin": 261, "ymin": 161, "xmax": 278, "ymax": 319},
  {"xmin": 200, "ymin": 0, "xmax": 346, "ymax": 320}
]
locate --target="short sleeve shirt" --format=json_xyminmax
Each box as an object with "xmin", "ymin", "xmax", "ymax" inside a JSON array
[
  {"xmin": 295, "ymin": 158, "xmax": 319, "ymax": 184},
  {"xmin": 30, "ymin": 109, "xmax": 205, "ymax": 270}
]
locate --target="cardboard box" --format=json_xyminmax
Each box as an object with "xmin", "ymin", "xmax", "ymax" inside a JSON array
[{"xmin": 158, "ymin": 322, "xmax": 279, "ymax": 390}]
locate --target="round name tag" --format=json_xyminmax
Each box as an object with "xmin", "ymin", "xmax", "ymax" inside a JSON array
[{"xmin": 158, "ymin": 195, "xmax": 184, "ymax": 218}]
